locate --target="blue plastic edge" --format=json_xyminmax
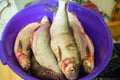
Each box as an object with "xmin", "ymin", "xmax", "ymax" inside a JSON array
[
  {"xmin": 0, "ymin": 40, "xmax": 8, "ymax": 65},
  {"xmin": 0, "ymin": 40, "xmax": 1, "ymax": 60}
]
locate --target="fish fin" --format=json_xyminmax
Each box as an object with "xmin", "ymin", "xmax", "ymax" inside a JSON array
[
  {"xmin": 86, "ymin": 45, "xmax": 90, "ymax": 56},
  {"xmin": 17, "ymin": 40, "xmax": 22, "ymax": 53},
  {"xmin": 58, "ymin": 0, "xmax": 69, "ymax": 10},
  {"xmin": 41, "ymin": 15, "xmax": 51, "ymax": 27},
  {"xmin": 45, "ymin": 4, "xmax": 58, "ymax": 15},
  {"xmin": 16, "ymin": 40, "xmax": 23, "ymax": 58},
  {"xmin": 84, "ymin": 34, "xmax": 94, "ymax": 57},
  {"xmin": 58, "ymin": 46, "xmax": 62, "ymax": 62},
  {"xmin": 26, "ymin": 43, "xmax": 31, "ymax": 52},
  {"xmin": 59, "ymin": 0, "xmax": 69, "ymax": 4}
]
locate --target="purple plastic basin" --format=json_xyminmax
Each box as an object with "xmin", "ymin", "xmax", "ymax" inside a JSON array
[{"xmin": 0, "ymin": 1, "xmax": 113, "ymax": 80}]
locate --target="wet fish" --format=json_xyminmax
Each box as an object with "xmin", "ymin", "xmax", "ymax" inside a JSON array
[
  {"xmin": 31, "ymin": 16, "xmax": 65, "ymax": 80},
  {"xmin": 14, "ymin": 21, "xmax": 41, "ymax": 71},
  {"xmin": 50, "ymin": 0, "xmax": 80, "ymax": 80},
  {"xmin": 68, "ymin": 12, "xmax": 94, "ymax": 73}
]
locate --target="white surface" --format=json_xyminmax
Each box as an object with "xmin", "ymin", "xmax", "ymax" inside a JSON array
[
  {"xmin": 90, "ymin": 0, "xmax": 116, "ymax": 17},
  {"xmin": 1, "ymin": 0, "xmax": 18, "ymax": 23},
  {"xmin": 0, "ymin": 0, "xmax": 18, "ymax": 40},
  {"xmin": 14, "ymin": 0, "xmax": 43, "ymax": 10},
  {"xmin": 0, "ymin": 0, "xmax": 8, "ymax": 12}
]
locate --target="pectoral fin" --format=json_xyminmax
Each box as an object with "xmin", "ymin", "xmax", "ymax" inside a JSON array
[
  {"xmin": 17, "ymin": 40, "xmax": 22, "ymax": 55},
  {"xmin": 58, "ymin": 46, "xmax": 62, "ymax": 62}
]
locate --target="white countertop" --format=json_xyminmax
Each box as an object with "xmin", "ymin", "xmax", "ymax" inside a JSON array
[{"xmin": 0, "ymin": 0, "xmax": 18, "ymax": 40}]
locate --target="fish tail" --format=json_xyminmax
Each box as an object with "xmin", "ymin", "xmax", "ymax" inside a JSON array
[
  {"xmin": 41, "ymin": 15, "xmax": 49, "ymax": 24},
  {"xmin": 16, "ymin": 40, "xmax": 31, "ymax": 70},
  {"xmin": 41, "ymin": 15, "xmax": 50, "ymax": 27},
  {"xmin": 59, "ymin": 0, "xmax": 69, "ymax": 4},
  {"xmin": 58, "ymin": 0, "xmax": 69, "ymax": 9}
]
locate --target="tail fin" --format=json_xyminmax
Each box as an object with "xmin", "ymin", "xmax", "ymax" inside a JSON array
[
  {"xmin": 59, "ymin": 0, "xmax": 69, "ymax": 4},
  {"xmin": 41, "ymin": 15, "xmax": 49, "ymax": 24},
  {"xmin": 41, "ymin": 15, "xmax": 50, "ymax": 27},
  {"xmin": 58, "ymin": 0, "xmax": 69, "ymax": 11}
]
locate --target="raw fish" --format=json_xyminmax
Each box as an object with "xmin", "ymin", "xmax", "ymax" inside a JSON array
[
  {"xmin": 50, "ymin": 0, "xmax": 80, "ymax": 79},
  {"xmin": 14, "ymin": 22, "xmax": 41, "ymax": 70},
  {"xmin": 68, "ymin": 12, "xmax": 94, "ymax": 73},
  {"xmin": 31, "ymin": 16, "xmax": 65, "ymax": 80}
]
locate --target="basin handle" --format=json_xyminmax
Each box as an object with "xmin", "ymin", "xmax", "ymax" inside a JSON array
[{"xmin": 0, "ymin": 40, "xmax": 8, "ymax": 65}]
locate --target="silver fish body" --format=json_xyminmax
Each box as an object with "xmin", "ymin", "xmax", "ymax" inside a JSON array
[
  {"xmin": 14, "ymin": 22, "xmax": 41, "ymax": 71},
  {"xmin": 31, "ymin": 16, "xmax": 65, "ymax": 80},
  {"xmin": 50, "ymin": 0, "xmax": 80, "ymax": 79},
  {"xmin": 68, "ymin": 12, "xmax": 94, "ymax": 73}
]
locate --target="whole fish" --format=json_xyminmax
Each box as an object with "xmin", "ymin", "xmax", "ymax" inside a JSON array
[
  {"xmin": 14, "ymin": 21, "xmax": 41, "ymax": 71},
  {"xmin": 31, "ymin": 16, "xmax": 65, "ymax": 80},
  {"xmin": 68, "ymin": 12, "xmax": 94, "ymax": 73},
  {"xmin": 50, "ymin": 0, "xmax": 80, "ymax": 80}
]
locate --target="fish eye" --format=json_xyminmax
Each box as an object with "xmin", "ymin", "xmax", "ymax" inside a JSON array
[{"xmin": 70, "ymin": 68, "xmax": 76, "ymax": 73}]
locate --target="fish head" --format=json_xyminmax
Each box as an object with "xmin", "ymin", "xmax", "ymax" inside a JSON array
[
  {"xmin": 17, "ymin": 50, "xmax": 31, "ymax": 71},
  {"xmin": 65, "ymin": 63, "xmax": 79, "ymax": 80},
  {"xmin": 16, "ymin": 40, "xmax": 31, "ymax": 71},
  {"xmin": 19, "ymin": 56, "xmax": 31, "ymax": 70},
  {"xmin": 60, "ymin": 58, "xmax": 80, "ymax": 80},
  {"xmin": 82, "ymin": 57, "xmax": 94, "ymax": 73}
]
